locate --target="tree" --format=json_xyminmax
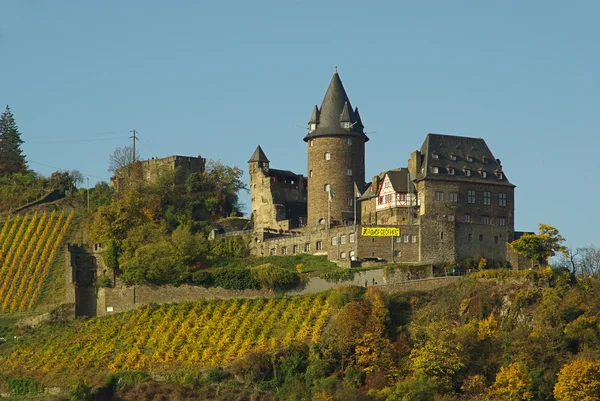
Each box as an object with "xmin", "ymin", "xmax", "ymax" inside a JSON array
[
  {"xmin": 554, "ymin": 359, "xmax": 600, "ymax": 401},
  {"xmin": 489, "ymin": 362, "xmax": 533, "ymax": 400},
  {"xmin": 108, "ymin": 145, "xmax": 140, "ymax": 173},
  {"xmin": 50, "ymin": 170, "xmax": 83, "ymax": 191},
  {"xmin": 510, "ymin": 223, "xmax": 568, "ymax": 265},
  {"xmin": 0, "ymin": 105, "xmax": 27, "ymax": 175}
]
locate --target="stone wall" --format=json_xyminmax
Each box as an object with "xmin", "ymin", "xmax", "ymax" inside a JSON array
[{"xmin": 378, "ymin": 276, "xmax": 460, "ymax": 294}]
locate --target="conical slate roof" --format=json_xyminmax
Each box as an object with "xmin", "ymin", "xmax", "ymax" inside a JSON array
[
  {"xmin": 248, "ymin": 145, "xmax": 269, "ymax": 163},
  {"xmin": 309, "ymin": 105, "xmax": 320, "ymax": 124},
  {"xmin": 304, "ymin": 71, "xmax": 369, "ymax": 142}
]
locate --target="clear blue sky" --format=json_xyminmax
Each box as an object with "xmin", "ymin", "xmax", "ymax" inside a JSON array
[{"xmin": 2, "ymin": 1, "xmax": 598, "ymax": 249}]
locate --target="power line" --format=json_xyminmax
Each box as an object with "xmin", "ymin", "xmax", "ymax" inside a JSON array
[
  {"xmin": 27, "ymin": 136, "xmax": 124, "ymax": 144},
  {"xmin": 28, "ymin": 160, "xmax": 111, "ymax": 181}
]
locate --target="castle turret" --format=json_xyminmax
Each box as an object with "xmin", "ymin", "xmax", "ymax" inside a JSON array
[{"xmin": 304, "ymin": 71, "xmax": 368, "ymax": 226}]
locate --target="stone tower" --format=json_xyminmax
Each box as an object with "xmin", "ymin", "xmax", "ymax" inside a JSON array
[
  {"xmin": 304, "ymin": 71, "xmax": 369, "ymax": 226},
  {"xmin": 248, "ymin": 145, "xmax": 271, "ymax": 230}
]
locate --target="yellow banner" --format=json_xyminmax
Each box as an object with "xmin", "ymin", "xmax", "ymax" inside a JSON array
[{"xmin": 361, "ymin": 227, "xmax": 400, "ymax": 237}]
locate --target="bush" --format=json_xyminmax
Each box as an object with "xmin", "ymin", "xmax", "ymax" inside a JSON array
[
  {"xmin": 252, "ymin": 263, "xmax": 301, "ymax": 291},
  {"xmin": 328, "ymin": 286, "xmax": 366, "ymax": 309},
  {"xmin": 206, "ymin": 367, "xmax": 225, "ymax": 383},
  {"xmin": 97, "ymin": 274, "xmax": 112, "ymax": 288},
  {"xmin": 69, "ymin": 380, "xmax": 92, "ymax": 401},
  {"xmin": 211, "ymin": 267, "xmax": 260, "ymax": 290},
  {"xmin": 344, "ymin": 365, "xmax": 366, "ymax": 387},
  {"xmin": 189, "ymin": 270, "xmax": 213, "ymax": 286},
  {"xmin": 110, "ymin": 370, "xmax": 151, "ymax": 387},
  {"xmin": 319, "ymin": 269, "xmax": 355, "ymax": 282},
  {"xmin": 6, "ymin": 378, "xmax": 44, "ymax": 395}
]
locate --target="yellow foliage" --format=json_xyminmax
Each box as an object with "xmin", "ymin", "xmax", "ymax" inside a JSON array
[
  {"xmin": 490, "ymin": 362, "xmax": 533, "ymax": 401},
  {"xmin": 477, "ymin": 314, "xmax": 498, "ymax": 341},
  {"xmin": 296, "ymin": 263, "xmax": 303, "ymax": 274},
  {"xmin": 554, "ymin": 359, "xmax": 600, "ymax": 401},
  {"xmin": 478, "ymin": 257, "xmax": 487, "ymax": 271},
  {"xmin": 311, "ymin": 391, "xmax": 334, "ymax": 401}
]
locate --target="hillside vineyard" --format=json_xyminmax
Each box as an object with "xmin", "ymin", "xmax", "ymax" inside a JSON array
[
  {"xmin": 0, "ymin": 210, "xmax": 73, "ymax": 312},
  {"xmin": 4, "ymin": 294, "xmax": 332, "ymax": 376}
]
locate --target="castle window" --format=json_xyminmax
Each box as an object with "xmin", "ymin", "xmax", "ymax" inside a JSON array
[
  {"xmin": 293, "ymin": 245, "xmax": 299, "ymax": 254},
  {"xmin": 479, "ymin": 234, "xmax": 484, "ymax": 241},
  {"xmin": 281, "ymin": 247, "xmax": 288, "ymax": 255},
  {"xmin": 310, "ymin": 139, "xmax": 314, "ymax": 147},
  {"xmin": 270, "ymin": 248, "xmax": 276, "ymax": 256},
  {"xmin": 332, "ymin": 236, "xmax": 338, "ymax": 246},
  {"xmin": 396, "ymin": 236, "xmax": 402, "ymax": 243},
  {"xmin": 324, "ymin": 152, "xmax": 331, "ymax": 160},
  {"xmin": 467, "ymin": 190, "xmax": 476, "ymax": 204},
  {"xmin": 448, "ymin": 192, "xmax": 458, "ymax": 202},
  {"xmin": 310, "ymin": 170, "xmax": 313, "ymax": 177},
  {"xmin": 464, "ymin": 214, "xmax": 471, "ymax": 223},
  {"xmin": 402, "ymin": 234, "xmax": 409, "ymax": 243},
  {"xmin": 495, "ymin": 235, "xmax": 499, "ymax": 244},
  {"xmin": 448, "ymin": 167, "xmax": 455, "ymax": 175},
  {"xmin": 480, "ymin": 170, "xmax": 487, "ymax": 178},
  {"xmin": 464, "ymin": 169, "xmax": 471, "ymax": 177},
  {"xmin": 316, "ymin": 241, "xmax": 323, "ymax": 250},
  {"xmin": 342, "ymin": 122, "xmax": 351, "ymax": 129},
  {"xmin": 340, "ymin": 235, "xmax": 347, "ymax": 244},
  {"xmin": 440, "ymin": 232, "xmax": 444, "ymax": 240},
  {"xmin": 483, "ymin": 191, "xmax": 491, "ymax": 205},
  {"xmin": 481, "ymin": 215, "xmax": 490, "ymax": 224},
  {"xmin": 347, "ymin": 138, "xmax": 352, "ymax": 145},
  {"xmin": 468, "ymin": 234, "xmax": 472, "ymax": 241},
  {"xmin": 497, "ymin": 217, "xmax": 506, "ymax": 226},
  {"xmin": 431, "ymin": 166, "xmax": 439, "ymax": 174},
  {"xmin": 435, "ymin": 191, "xmax": 444, "ymax": 201},
  {"xmin": 466, "ymin": 155, "xmax": 473, "ymax": 162},
  {"xmin": 324, "ymin": 184, "xmax": 330, "ymax": 192},
  {"xmin": 498, "ymin": 192, "xmax": 507, "ymax": 207},
  {"xmin": 310, "ymin": 124, "xmax": 317, "ymax": 133},
  {"xmin": 305, "ymin": 243, "xmax": 311, "ymax": 252},
  {"xmin": 495, "ymin": 172, "xmax": 503, "ymax": 180},
  {"xmin": 411, "ymin": 235, "xmax": 417, "ymax": 243},
  {"xmin": 347, "ymin": 198, "xmax": 353, "ymax": 206},
  {"xmin": 340, "ymin": 251, "xmax": 347, "ymax": 259},
  {"xmin": 350, "ymin": 233, "xmax": 355, "ymax": 243},
  {"xmin": 346, "ymin": 169, "xmax": 352, "ymax": 176},
  {"xmin": 432, "ymin": 152, "xmax": 439, "ymax": 159},
  {"xmin": 394, "ymin": 250, "xmax": 401, "ymax": 257},
  {"xmin": 319, "ymin": 218, "xmax": 326, "ymax": 225},
  {"xmin": 447, "ymin": 214, "xmax": 455, "ymax": 222},
  {"xmin": 450, "ymin": 153, "xmax": 457, "ymax": 161}
]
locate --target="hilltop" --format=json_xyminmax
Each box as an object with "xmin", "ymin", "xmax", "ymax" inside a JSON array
[{"xmin": 2, "ymin": 269, "xmax": 600, "ymax": 400}]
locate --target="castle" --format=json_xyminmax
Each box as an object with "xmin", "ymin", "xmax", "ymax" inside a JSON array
[{"xmin": 249, "ymin": 71, "xmax": 528, "ymax": 268}]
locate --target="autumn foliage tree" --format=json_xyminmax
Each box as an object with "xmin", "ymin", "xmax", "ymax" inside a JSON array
[
  {"xmin": 554, "ymin": 359, "xmax": 600, "ymax": 401},
  {"xmin": 489, "ymin": 362, "xmax": 533, "ymax": 400},
  {"xmin": 510, "ymin": 223, "xmax": 568, "ymax": 265}
]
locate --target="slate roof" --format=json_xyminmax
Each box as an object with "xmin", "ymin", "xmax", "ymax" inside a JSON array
[
  {"xmin": 358, "ymin": 168, "xmax": 415, "ymax": 201},
  {"xmin": 248, "ymin": 145, "xmax": 269, "ymax": 163},
  {"xmin": 416, "ymin": 133, "xmax": 514, "ymax": 187},
  {"xmin": 304, "ymin": 72, "xmax": 369, "ymax": 142},
  {"xmin": 269, "ymin": 168, "xmax": 301, "ymax": 178}
]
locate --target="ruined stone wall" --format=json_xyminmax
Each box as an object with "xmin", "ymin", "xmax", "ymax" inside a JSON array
[
  {"xmin": 140, "ymin": 155, "xmax": 206, "ymax": 184},
  {"xmin": 307, "ymin": 136, "xmax": 365, "ymax": 226}
]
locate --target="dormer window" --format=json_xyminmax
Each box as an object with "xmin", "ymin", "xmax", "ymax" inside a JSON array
[
  {"xmin": 450, "ymin": 154, "xmax": 457, "ymax": 161},
  {"xmin": 342, "ymin": 122, "xmax": 351, "ymax": 129},
  {"xmin": 466, "ymin": 155, "xmax": 473, "ymax": 162},
  {"xmin": 432, "ymin": 152, "xmax": 439, "ymax": 159},
  {"xmin": 310, "ymin": 123, "xmax": 317, "ymax": 132},
  {"xmin": 479, "ymin": 169, "xmax": 487, "ymax": 178},
  {"xmin": 464, "ymin": 169, "xmax": 471, "ymax": 177},
  {"xmin": 482, "ymin": 156, "xmax": 488, "ymax": 163},
  {"xmin": 495, "ymin": 172, "xmax": 503, "ymax": 179},
  {"xmin": 448, "ymin": 167, "xmax": 455, "ymax": 175},
  {"xmin": 431, "ymin": 166, "xmax": 439, "ymax": 174}
]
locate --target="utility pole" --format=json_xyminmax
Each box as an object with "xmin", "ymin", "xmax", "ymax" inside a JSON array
[
  {"xmin": 129, "ymin": 129, "xmax": 138, "ymax": 162},
  {"xmin": 86, "ymin": 177, "xmax": 90, "ymax": 211}
]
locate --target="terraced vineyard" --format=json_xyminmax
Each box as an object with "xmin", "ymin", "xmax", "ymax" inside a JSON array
[
  {"xmin": 0, "ymin": 210, "xmax": 74, "ymax": 313},
  {"xmin": 4, "ymin": 294, "xmax": 332, "ymax": 377}
]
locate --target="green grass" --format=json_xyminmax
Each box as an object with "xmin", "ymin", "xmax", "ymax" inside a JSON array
[{"xmin": 213, "ymin": 254, "xmax": 340, "ymax": 276}]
